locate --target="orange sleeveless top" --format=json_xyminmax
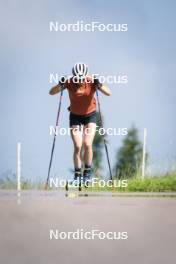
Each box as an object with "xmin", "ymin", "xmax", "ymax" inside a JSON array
[{"xmin": 65, "ymin": 76, "xmax": 96, "ymax": 115}]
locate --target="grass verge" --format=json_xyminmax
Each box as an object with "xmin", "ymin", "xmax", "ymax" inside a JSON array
[{"xmin": 0, "ymin": 173, "xmax": 176, "ymax": 192}]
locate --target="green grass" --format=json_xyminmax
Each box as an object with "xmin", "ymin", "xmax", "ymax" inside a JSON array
[
  {"xmin": 117, "ymin": 173, "xmax": 176, "ymax": 192},
  {"xmin": 60, "ymin": 173, "xmax": 176, "ymax": 192},
  {"xmin": 80, "ymin": 173, "xmax": 176, "ymax": 192},
  {"xmin": 0, "ymin": 178, "xmax": 42, "ymax": 190},
  {"xmin": 0, "ymin": 172, "xmax": 176, "ymax": 192}
]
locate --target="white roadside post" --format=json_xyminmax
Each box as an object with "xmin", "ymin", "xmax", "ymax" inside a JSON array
[
  {"xmin": 17, "ymin": 142, "xmax": 21, "ymax": 200},
  {"xmin": 142, "ymin": 128, "xmax": 147, "ymax": 179}
]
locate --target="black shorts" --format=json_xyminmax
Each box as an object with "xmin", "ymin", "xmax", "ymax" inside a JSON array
[{"xmin": 69, "ymin": 111, "xmax": 97, "ymax": 127}]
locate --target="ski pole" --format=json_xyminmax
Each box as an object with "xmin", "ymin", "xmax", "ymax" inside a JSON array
[
  {"xmin": 45, "ymin": 87, "xmax": 64, "ymax": 190},
  {"xmin": 95, "ymin": 89, "xmax": 113, "ymax": 181}
]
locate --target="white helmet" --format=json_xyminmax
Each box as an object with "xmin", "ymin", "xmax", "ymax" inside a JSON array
[{"xmin": 72, "ymin": 63, "xmax": 88, "ymax": 79}]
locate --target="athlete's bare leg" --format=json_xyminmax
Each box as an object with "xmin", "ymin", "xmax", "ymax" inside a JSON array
[
  {"xmin": 70, "ymin": 125, "xmax": 83, "ymax": 169},
  {"xmin": 83, "ymin": 123, "xmax": 96, "ymax": 165}
]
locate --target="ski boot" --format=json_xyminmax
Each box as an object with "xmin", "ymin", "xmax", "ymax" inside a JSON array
[
  {"xmin": 65, "ymin": 168, "xmax": 82, "ymax": 191},
  {"xmin": 73, "ymin": 168, "xmax": 82, "ymax": 191},
  {"xmin": 83, "ymin": 165, "xmax": 92, "ymax": 188}
]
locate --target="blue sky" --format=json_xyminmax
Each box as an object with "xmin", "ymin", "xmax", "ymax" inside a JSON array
[{"xmin": 0, "ymin": 0, "xmax": 176, "ymax": 180}]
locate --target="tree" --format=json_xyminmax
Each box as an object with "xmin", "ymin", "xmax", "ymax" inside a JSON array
[{"xmin": 114, "ymin": 126, "xmax": 143, "ymax": 179}]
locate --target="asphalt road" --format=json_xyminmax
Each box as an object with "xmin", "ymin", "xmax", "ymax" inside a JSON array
[{"xmin": 0, "ymin": 190, "xmax": 176, "ymax": 264}]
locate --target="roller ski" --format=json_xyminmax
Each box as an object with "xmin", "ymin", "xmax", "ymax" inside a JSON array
[
  {"xmin": 65, "ymin": 168, "xmax": 82, "ymax": 192},
  {"xmin": 65, "ymin": 166, "xmax": 92, "ymax": 193}
]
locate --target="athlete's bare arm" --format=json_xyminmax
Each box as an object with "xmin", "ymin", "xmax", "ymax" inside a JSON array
[
  {"xmin": 98, "ymin": 85, "xmax": 111, "ymax": 96},
  {"xmin": 49, "ymin": 84, "xmax": 65, "ymax": 95}
]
